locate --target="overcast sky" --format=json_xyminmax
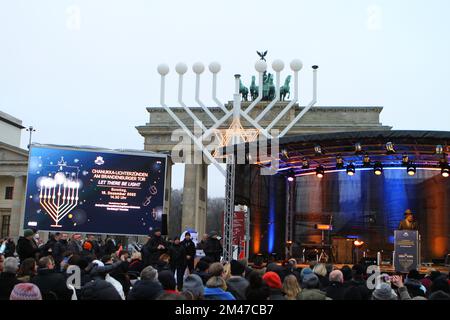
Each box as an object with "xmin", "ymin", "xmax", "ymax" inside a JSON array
[{"xmin": 1, "ymin": 0, "xmax": 449, "ymax": 197}]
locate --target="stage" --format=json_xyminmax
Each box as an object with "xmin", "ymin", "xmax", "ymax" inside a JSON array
[{"xmin": 230, "ymin": 130, "xmax": 450, "ymax": 264}]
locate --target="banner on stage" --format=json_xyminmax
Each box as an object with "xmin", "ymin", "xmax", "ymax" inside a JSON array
[
  {"xmin": 394, "ymin": 230, "xmax": 420, "ymax": 273},
  {"xmin": 23, "ymin": 144, "xmax": 167, "ymax": 236}
]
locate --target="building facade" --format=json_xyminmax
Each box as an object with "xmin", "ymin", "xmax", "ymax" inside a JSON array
[{"xmin": 0, "ymin": 111, "xmax": 28, "ymax": 240}]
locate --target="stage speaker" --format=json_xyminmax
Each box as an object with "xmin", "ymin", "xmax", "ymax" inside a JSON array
[
  {"xmin": 332, "ymin": 238, "xmax": 353, "ymax": 264},
  {"xmin": 161, "ymin": 214, "xmax": 168, "ymax": 236}
]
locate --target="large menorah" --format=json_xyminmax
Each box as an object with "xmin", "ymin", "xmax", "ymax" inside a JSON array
[
  {"xmin": 39, "ymin": 158, "xmax": 80, "ymax": 227},
  {"xmin": 156, "ymin": 58, "xmax": 318, "ymax": 261}
]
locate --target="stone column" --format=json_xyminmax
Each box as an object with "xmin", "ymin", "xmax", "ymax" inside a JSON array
[
  {"xmin": 9, "ymin": 175, "xmax": 26, "ymax": 240},
  {"xmin": 181, "ymin": 163, "xmax": 208, "ymax": 236}
]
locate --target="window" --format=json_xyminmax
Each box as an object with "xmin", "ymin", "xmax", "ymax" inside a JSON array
[
  {"xmin": 1, "ymin": 215, "xmax": 10, "ymax": 238},
  {"xmin": 5, "ymin": 186, "xmax": 14, "ymax": 200}
]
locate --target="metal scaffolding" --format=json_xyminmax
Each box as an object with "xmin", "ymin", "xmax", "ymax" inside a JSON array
[{"xmin": 222, "ymin": 155, "xmax": 235, "ymax": 262}]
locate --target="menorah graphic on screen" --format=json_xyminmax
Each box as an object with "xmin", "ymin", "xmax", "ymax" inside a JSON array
[{"xmin": 38, "ymin": 157, "xmax": 81, "ymax": 227}]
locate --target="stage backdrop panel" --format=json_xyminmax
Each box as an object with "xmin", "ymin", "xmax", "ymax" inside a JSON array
[{"xmin": 23, "ymin": 145, "xmax": 167, "ymax": 236}]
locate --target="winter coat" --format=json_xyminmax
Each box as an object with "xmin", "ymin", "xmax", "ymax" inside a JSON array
[
  {"xmin": 147, "ymin": 236, "xmax": 168, "ymax": 265},
  {"xmin": 104, "ymin": 239, "xmax": 117, "ymax": 255},
  {"xmin": 67, "ymin": 239, "xmax": 82, "ymax": 255},
  {"xmin": 181, "ymin": 239, "xmax": 196, "ymax": 258},
  {"xmin": 298, "ymin": 288, "xmax": 329, "ymax": 300},
  {"xmin": 31, "ymin": 268, "xmax": 72, "ymax": 300},
  {"xmin": 203, "ymin": 238, "xmax": 222, "ymax": 262},
  {"xmin": 16, "ymin": 236, "xmax": 39, "ymax": 262},
  {"xmin": 204, "ymin": 287, "xmax": 236, "ymax": 300},
  {"xmin": 226, "ymin": 276, "xmax": 249, "ymax": 300},
  {"xmin": 52, "ymin": 239, "xmax": 68, "ymax": 265},
  {"xmin": 169, "ymin": 243, "xmax": 186, "ymax": 268},
  {"xmin": 0, "ymin": 272, "xmax": 21, "ymax": 300},
  {"xmin": 127, "ymin": 279, "xmax": 164, "ymax": 300},
  {"xmin": 79, "ymin": 279, "xmax": 122, "ymax": 300},
  {"xmin": 41, "ymin": 237, "xmax": 57, "ymax": 257},
  {"xmin": 128, "ymin": 259, "xmax": 144, "ymax": 274},
  {"xmin": 268, "ymin": 288, "xmax": 286, "ymax": 300},
  {"xmin": 326, "ymin": 281, "xmax": 346, "ymax": 300}
]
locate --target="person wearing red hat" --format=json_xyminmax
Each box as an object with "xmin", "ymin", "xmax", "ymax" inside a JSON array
[{"xmin": 262, "ymin": 271, "xmax": 286, "ymax": 300}]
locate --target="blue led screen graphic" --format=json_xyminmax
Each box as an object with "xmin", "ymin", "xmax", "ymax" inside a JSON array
[{"xmin": 23, "ymin": 145, "xmax": 167, "ymax": 236}]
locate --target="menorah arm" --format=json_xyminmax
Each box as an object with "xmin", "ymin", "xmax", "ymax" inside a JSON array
[{"xmin": 40, "ymin": 199, "xmax": 58, "ymax": 222}]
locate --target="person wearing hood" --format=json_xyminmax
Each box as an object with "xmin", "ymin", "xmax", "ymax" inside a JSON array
[
  {"xmin": 262, "ymin": 271, "xmax": 286, "ymax": 300},
  {"xmin": 168, "ymin": 236, "xmax": 187, "ymax": 290},
  {"xmin": 226, "ymin": 260, "xmax": 249, "ymax": 300},
  {"xmin": 298, "ymin": 273, "xmax": 329, "ymax": 300},
  {"xmin": 203, "ymin": 231, "xmax": 222, "ymax": 262},
  {"xmin": 16, "ymin": 229, "xmax": 39, "ymax": 262},
  {"xmin": 127, "ymin": 266, "xmax": 164, "ymax": 300},
  {"xmin": 31, "ymin": 256, "xmax": 72, "ymax": 300}
]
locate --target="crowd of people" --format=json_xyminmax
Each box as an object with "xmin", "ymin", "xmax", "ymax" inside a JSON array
[{"xmin": 1, "ymin": 228, "xmax": 450, "ymax": 301}]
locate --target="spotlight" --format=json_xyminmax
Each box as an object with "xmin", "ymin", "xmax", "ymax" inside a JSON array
[
  {"xmin": 346, "ymin": 163, "xmax": 356, "ymax": 176},
  {"xmin": 286, "ymin": 169, "xmax": 295, "ymax": 182},
  {"xmin": 407, "ymin": 163, "xmax": 416, "ymax": 176},
  {"xmin": 336, "ymin": 154, "xmax": 344, "ymax": 169},
  {"xmin": 316, "ymin": 165, "xmax": 325, "ymax": 178},
  {"xmin": 301, "ymin": 157, "xmax": 310, "ymax": 169},
  {"xmin": 314, "ymin": 145, "xmax": 323, "ymax": 155},
  {"xmin": 436, "ymin": 145, "xmax": 444, "ymax": 155},
  {"xmin": 374, "ymin": 161, "xmax": 383, "ymax": 176},
  {"xmin": 354, "ymin": 240, "xmax": 365, "ymax": 247},
  {"xmin": 354, "ymin": 143, "xmax": 363, "ymax": 155},
  {"xmin": 363, "ymin": 153, "xmax": 371, "ymax": 167},
  {"xmin": 385, "ymin": 142, "xmax": 395, "ymax": 154},
  {"xmin": 441, "ymin": 163, "xmax": 450, "ymax": 178},
  {"xmin": 402, "ymin": 154, "xmax": 409, "ymax": 166}
]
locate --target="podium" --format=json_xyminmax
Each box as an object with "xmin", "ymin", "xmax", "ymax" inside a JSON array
[{"xmin": 393, "ymin": 230, "xmax": 420, "ymax": 273}]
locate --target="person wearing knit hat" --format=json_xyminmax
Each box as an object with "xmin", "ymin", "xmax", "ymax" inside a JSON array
[
  {"xmin": 298, "ymin": 273, "xmax": 328, "ymax": 300},
  {"xmin": 372, "ymin": 282, "xmax": 398, "ymax": 300},
  {"xmin": 262, "ymin": 271, "xmax": 285, "ymax": 300},
  {"xmin": 300, "ymin": 267, "xmax": 313, "ymax": 281},
  {"xmin": 10, "ymin": 283, "xmax": 42, "ymax": 300},
  {"xmin": 182, "ymin": 274, "xmax": 204, "ymax": 300},
  {"xmin": 262, "ymin": 271, "xmax": 282, "ymax": 289},
  {"xmin": 16, "ymin": 229, "xmax": 39, "ymax": 262},
  {"xmin": 23, "ymin": 229, "xmax": 35, "ymax": 238}
]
